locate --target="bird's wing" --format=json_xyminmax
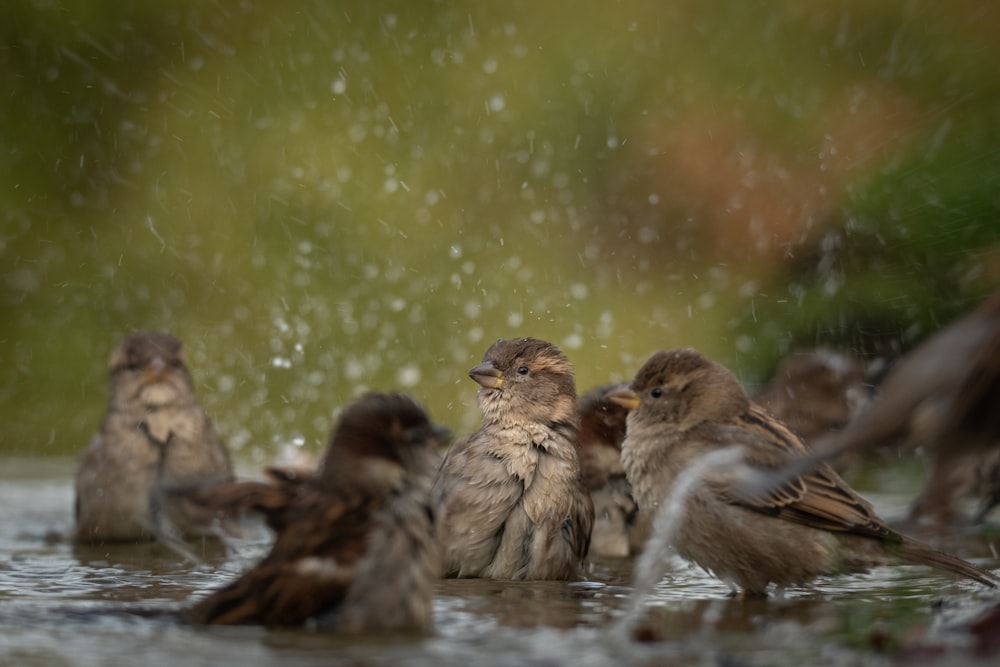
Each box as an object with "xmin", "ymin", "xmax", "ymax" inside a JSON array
[
  {"xmin": 707, "ymin": 407, "xmax": 899, "ymax": 543},
  {"xmin": 188, "ymin": 490, "xmax": 374, "ymax": 626},
  {"xmin": 433, "ymin": 434, "xmax": 526, "ymax": 573},
  {"xmin": 165, "ymin": 464, "xmax": 315, "ymax": 533},
  {"xmin": 566, "ymin": 475, "xmax": 595, "ymax": 561}
]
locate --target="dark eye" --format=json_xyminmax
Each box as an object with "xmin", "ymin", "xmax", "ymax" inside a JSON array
[
  {"xmin": 650, "ymin": 387, "xmax": 663, "ymax": 398},
  {"xmin": 516, "ymin": 366, "xmax": 529, "ymax": 375}
]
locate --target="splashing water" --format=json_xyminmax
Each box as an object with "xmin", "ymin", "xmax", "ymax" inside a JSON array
[{"xmin": 615, "ymin": 446, "xmax": 747, "ymax": 636}]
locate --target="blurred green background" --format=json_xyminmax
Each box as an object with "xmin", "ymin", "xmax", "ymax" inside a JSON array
[{"xmin": 3, "ymin": 0, "xmax": 998, "ymax": 461}]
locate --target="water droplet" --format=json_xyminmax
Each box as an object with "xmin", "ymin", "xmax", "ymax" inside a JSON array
[
  {"xmin": 563, "ymin": 333, "xmax": 583, "ymax": 350},
  {"xmin": 348, "ymin": 124, "xmax": 367, "ymax": 142},
  {"xmin": 638, "ymin": 227, "xmax": 659, "ymax": 244},
  {"xmin": 463, "ymin": 300, "xmax": 481, "ymax": 318},
  {"xmin": 397, "ymin": 364, "xmax": 421, "ymax": 388}
]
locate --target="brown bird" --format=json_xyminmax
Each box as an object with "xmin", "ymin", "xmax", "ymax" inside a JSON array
[
  {"xmin": 434, "ymin": 337, "xmax": 594, "ymax": 580},
  {"xmin": 753, "ymin": 348, "xmax": 874, "ymax": 478},
  {"xmin": 753, "ymin": 348, "xmax": 872, "ymax": 445},
  {"xmin": 74, "ymin": 331, "xmax": 235, "ymax": 547},
  {"xmin": 577, "ymin": 384, "xmax": 644, "ymax": 558},
  {"xmin": 187, "ymin": 392, "xmax": 447, "ymax": 632},
  {"xmin": 753, "ymin": 289, "xmax": 1000, "ymax": 527},
  {"xmin": 907, "ymin": 448, "xmax": 1000, "ymax": 527},
  {"xmin": 611, "ymin": 348, "xmax": 997, "ymax": 597}
]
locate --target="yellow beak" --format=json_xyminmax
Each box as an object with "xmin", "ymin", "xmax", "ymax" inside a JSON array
[
  {"xmin": 469, "ymin": 362, "xmax": 504, "ymax": 389},
  {"xmin": 606, "ymin": 386, "xmax": 640, "ymax": 411}
]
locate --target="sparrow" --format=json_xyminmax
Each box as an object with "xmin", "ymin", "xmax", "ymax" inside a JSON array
[
  {"xmin": 611, "ymin": 348, "xmax": 997, "ymax": 597},
  {"xmin": 784, "ymin": 288, "xmax": 1000, "ymax": 486},
  {"xmin": 433, "ymin": 337, "xmax": 594, "ymax": 580},
  {"xmin": 907, "ymin": 447, "xmax": 1000, "ymax": 527},
  {"xmin": 576, "ymin": 384, "xmax": 644, "ymax": 558},
  {"xmin": 74, "ymin": 331, "xmax": 235, "ymax": 547},
  {"xmin": 752, "ymin": 348, "xmax": 876, "ymax": 479},
  {"xmin": 752, "ymin": 348, "xmax": 872, "ymax": 445},
  {"xmin": 187, "ymin": 392, "xmax": 447, "ymax": 632}
]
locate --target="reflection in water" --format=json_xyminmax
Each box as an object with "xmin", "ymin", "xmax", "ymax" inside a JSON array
[{"xmin": 1, "ymin": 458, "xmax": 999, "ymax": 666}]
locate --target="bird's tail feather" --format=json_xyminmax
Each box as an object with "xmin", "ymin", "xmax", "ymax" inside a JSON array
[{"xmin": 897, "ymin": 538, "xmax": 998, "ymax": 588}]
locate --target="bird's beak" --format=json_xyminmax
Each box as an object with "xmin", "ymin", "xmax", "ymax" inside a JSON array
[
  {"xmin": 143, "ymin": 356, "xmax": 168, "ymax": 383},
  {"xmin": 607, "ymin": 386, "xmax": 640, "ymax": 411},
  {"xmin": 469, "ymin": 362, "xmax": 504, "ymax": 389}
]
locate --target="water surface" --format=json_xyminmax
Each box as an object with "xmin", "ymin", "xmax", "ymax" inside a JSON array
[{"xmin": 1, "ymin": 457, "xmax": 997, "ymax": 666}]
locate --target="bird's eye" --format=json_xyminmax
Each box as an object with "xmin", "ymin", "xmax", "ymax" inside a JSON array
[
  {"xmin": 650, "ymin": 387, "xmax": 663, "ymax": 398},
  {"xmin": 516, "ymin": 365, "xmax": 529, "ymax": 375}
]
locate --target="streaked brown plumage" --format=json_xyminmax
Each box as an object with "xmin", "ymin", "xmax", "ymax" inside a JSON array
[
  {"xmin": 434, "ymin": 337, "xmax": 593, "ymax": 580},
  {"xmin": 612, "ymin": 348, "xmax": 997, "ymax": 597},
  {"xmin": 577, "ymin": 384, "xmax": 643, "ymax": 558},
  {"xmin": 74, "ymin": 331, "xmax": 234, "ymax": 546},
  {"xmin": 187, "ymin": 392, "xmax": 446, "ymax": 632}
]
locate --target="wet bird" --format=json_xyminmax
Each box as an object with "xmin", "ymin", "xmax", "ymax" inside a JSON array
[
  {"xmin": 771, "ymin": 289, "xmax": 1000, "ymax": 526},
  {"xmin": 187, "ymin": 392, "xmax": 446, "ymax": 631},
  {"xmin": 753, "ymin": 348, "xmax": 874, "ymax": 478},
  {"xmin": 74, "ymin": 331, "xmax": 235, "ymax": 548},
  {"xmin": 434, "ymin": 337, "xmax": 593, "ymax": 580},
  {"xmin": 611, "ymin": 348, "xmax": 997, "ymax": 597},
  {"xmin": 576, "ymin": 384, "xmax": 643, "ymax": 558},
  {"xmin": 753, "ymin": 348, "xmax": 872, "ymax": 445}
]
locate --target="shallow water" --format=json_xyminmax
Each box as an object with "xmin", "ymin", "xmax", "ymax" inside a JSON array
[{"xmin": 2, "ymin": 458, "xmax": 998, "ymax": 666}]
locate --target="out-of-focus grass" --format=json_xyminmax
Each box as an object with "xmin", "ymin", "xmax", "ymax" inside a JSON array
[{"xmin": 2, "ymin": 0, "xmax": 997, "ymax": 458}]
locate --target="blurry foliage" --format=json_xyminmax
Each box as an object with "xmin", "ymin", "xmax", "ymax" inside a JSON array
[
  {"xmin": 1, "ymin": 0, "xmax": 998, "ymax": 457},
  {"xmin": 741, "ymin": 118, "xmax": 1000, "ymax": 371}
]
